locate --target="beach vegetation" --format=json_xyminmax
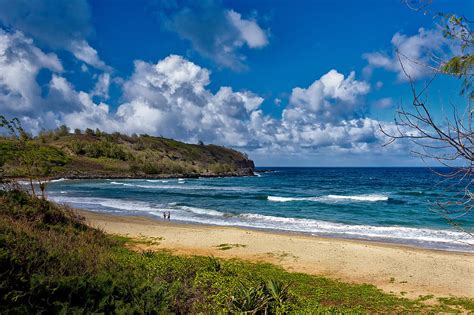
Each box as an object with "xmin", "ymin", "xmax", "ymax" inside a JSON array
[
  {"xmin": 215, "ymin": 243, "xmax": 247, "ymax": 250},
  {"xmin": 1, "ymin": 188, "xmax": 473, "ymax": 313}
]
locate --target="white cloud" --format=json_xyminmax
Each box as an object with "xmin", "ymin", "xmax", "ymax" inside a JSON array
[
  {"xmin": 288, "ymin": 70, "xmax": 370, "ymax": 123},
  {"xmin": 0, "ymin": 29, "xmax": 62, "ymax": 114},
  {"xmin": 91, "ymin": 73, "xmax": 111, "ymax": 99},
  {"xmin": 0, "ymin": 0, "xmax": 110, "ymax": 71},
  {"xmin": 69, "ymin": 40, "xmax": 111, "ymax": 72},
  {"xmin": 62, "ymin": 92, "xmax": 119, "ymax": 132},
  {"xmin": 363, "ymin": 28, "xmax": 453, "ymax": 81},
  {"xmin": 118, "ymin": 55, "xmax": 265, "ymax": 145},
  {"xmin": 0, "ymin": 28, "xmax": 409, "ymax": 162},
  {"xmin": 164, "ymin": 2, "xmax": 268, "ymax": 70},
  {"xmin": 0, "ymin": 28, "xmax": 113, "ymax": 133},
  {"xmin": 373, "ymin": 97, "xmax": 394, "ymax": 109},
  {"xmin": 226, "ymin": 10, "xmax": 268, "ymax": 48}
]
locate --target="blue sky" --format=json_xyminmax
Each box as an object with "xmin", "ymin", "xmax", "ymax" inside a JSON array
[{"xmin": 0, "ymin": 0, "xmax": 471, "ymax": 166}]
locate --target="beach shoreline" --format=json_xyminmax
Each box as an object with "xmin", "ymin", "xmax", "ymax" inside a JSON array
[
  {"xmin": 80, "ymin": 209, "xmax": 472, "ymax": 254},
  {"xmin": 76, "ymin": 209, "xmax": 474, "ymax": 299}
]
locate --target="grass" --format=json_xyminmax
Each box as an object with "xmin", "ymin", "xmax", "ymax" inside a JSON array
[{"xmin": 1, "ymin": 189, "xmax": 473, "ymax": 313}]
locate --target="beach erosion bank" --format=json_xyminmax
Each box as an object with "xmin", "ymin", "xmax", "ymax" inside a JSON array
[{"xmin": 77, "ymin": 209, "xmax": 474, "ymax": 299}]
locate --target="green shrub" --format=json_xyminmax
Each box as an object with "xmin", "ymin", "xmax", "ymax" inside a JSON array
[
  {"xmin": 68, "ymin": 140, "xmax": 130, "ymax": 161},
  {"xmin": 208, "ymin": 162, "xmax": 236, "ymax": 174},
  {"xmin": 141, "ymin": 162, "xmax": 162, "ymax": 174}
]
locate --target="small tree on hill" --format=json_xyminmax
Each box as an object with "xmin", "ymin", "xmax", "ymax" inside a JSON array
[
  {"xmin": 56, "ymin": 125, "xmax": 70, "ymax": 137},
  {"xmin": 0, "ymin": 115, "xmax": 52, "ymax": 198},
  {"xmin": 85, "ymin": 128, "xmax": 95, "ymax": 136}
]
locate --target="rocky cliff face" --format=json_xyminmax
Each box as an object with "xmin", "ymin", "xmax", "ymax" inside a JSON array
[{"xmin": 232, "ymin": 155, "xmax": 255, "ymax": 175}]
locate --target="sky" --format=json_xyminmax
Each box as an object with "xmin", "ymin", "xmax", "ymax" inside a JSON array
[{"xmin": 0, "ymin": 0, "xmax": 471, "ymax": 166}]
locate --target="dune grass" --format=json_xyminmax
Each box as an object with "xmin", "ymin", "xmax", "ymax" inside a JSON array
[{"xmin": 1, "ymin": 189, "xmax": 472, "ymax": 314}]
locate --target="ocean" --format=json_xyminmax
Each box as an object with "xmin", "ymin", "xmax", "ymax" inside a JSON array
[{"xmin": 46, "ymin": 167, "xmax": 474, "ymax": 252}]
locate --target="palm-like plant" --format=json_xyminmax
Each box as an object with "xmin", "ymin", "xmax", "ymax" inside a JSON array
[
  {"xmin": 265, "ymin": 279, "xmax": 292, "ymax": 306},
  {"xmin": 227, "ymin": 279, "xmax": 293, "ymax": 314},
  {"xmin": 228, "ymin": 282, "xmax": 269, "ymax": 314}
]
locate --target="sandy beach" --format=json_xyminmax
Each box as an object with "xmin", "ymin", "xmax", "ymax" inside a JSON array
[{"xmin": 78, "ymin": 210, "xmax": 474, "ymax": 299}]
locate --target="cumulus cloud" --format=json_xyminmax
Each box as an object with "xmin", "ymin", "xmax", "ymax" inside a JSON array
[
  {"xmin": 0, "ymin": 28, "xmax": 112, "ymax": 133},
  {"xmin": 0, "ymin": 27, "xmax": 406, "ymax": 160},
  {"xmin": 0, "ymin": 0, "xmax": 110, "ymax": 71},
  {"xmin": 110, "ymin": 60, "xmax": 384, "ymax": 154},
  {"xmin": 0, "ymin": 29, "xmax": 63, "ymax": 115},
  {"xmin": 117, "ymin": 55, "xmax": 265, "ymax": 145},
  {"xmin": 271, "ymin": 71, "xmax": 381, "ymax": 152},
  {"xmin": 287, "ymin": 70, "xmax": 370, "ymax": 123},
  {"xmin": 363, "ymin": 28, "xmax": 453, "ymax": 81},
  {"xmin": 162, "ymin": 1, "xmax": 269, "ymax": 70}
]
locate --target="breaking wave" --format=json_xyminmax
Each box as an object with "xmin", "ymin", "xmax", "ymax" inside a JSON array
[
  {"xmin": 267, "ymin": 194, "xmax": 389, "ymax": 203},
  {"xmin": 48, "ymin": 194, "xmax": 474, "ymax": 252},
  {"xmin": 109, "ymin": 181, "xmax": 244, "ymax": 191}
]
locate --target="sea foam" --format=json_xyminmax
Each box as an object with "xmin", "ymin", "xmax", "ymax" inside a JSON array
[
  {"xmin": 109, "ymin": 181, "xmax": 244, "ymax": 191},
  {"xmin": 17, "ymin": 178, "xmax": 67, "ymax": 185},
  {"xmin": 326, "ymin": 194, "xmax": 389, "ymax": 202},
  {"xmin": 239, "ymin": 213, "xmax": 473, "ymax": 247},
  {"xmin": 49, "ymin": 194, "xmax": 474, "ymax": 251},
  {"xmin": 267, "ymin": 194, "xmax": 389, "ymax": 203},
  {"xmin": 146, "ymin": 179, "xmax": 170, "ymax": 183}
]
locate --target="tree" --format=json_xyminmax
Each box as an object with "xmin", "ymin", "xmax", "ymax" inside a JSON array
[
  {"xmin": 56, "ymin": 124, "xmax": 70, "ymax": 137},
  {"xmin": 381, "ymin": 3, "xmax": 473, "ymax": 236},
  {"xmin": 0, "ymin": 115, "xmax": 52, "ymax": 199},
  {"xmin": 20, "ymin": 145, "xmax": 52, "ymax": 199},
  {"xmin": 85, "ymin": 128, "xmax": 95, "ymax": 136},
  {"xmin": 0, "ymin": 116, "xmax": 24, "ymax": 185}
]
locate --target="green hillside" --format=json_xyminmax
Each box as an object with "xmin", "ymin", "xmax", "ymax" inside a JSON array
[{"xmin": 0, "ymin": 126, "xmax": 255, "ymax": 179}]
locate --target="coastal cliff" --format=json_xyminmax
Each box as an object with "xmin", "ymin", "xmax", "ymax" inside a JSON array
[{"xmin": 0, "ymin": 128, "xmax": 255, "ymax": 179}]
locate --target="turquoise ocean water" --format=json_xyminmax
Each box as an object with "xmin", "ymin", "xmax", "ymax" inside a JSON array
[{"xmin": 46, "ymin": 167, "xmax": 473, "ymax": 252}]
